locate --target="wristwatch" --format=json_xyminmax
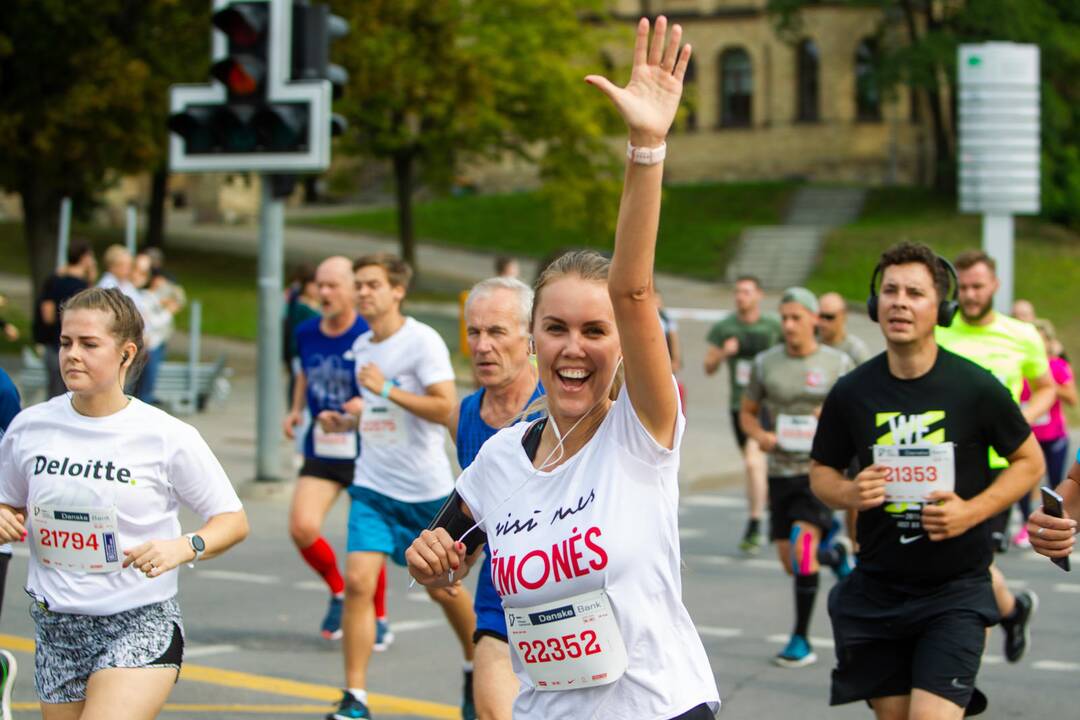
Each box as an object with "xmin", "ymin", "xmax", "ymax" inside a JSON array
[
  {"xmin": 185, "ymin": 533, "xmax": 206, "ymax": 563},
  {"xmin": 626, "ymin": 141, "xmax": 667, "ymax": 165}
]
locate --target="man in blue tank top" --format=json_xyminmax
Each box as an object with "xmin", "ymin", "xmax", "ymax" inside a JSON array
[
  {"xmin": 446, "ymin": 276, "xmax": 543, "ymax": 720},
  {"xmin": 282, "ymin": 257, "xmax": 379, "ymax": 643}
]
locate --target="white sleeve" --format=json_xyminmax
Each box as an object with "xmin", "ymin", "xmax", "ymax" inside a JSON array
[
  {"xmin": 454, "ymin": 461, "xmax": 485, "ymax": 529},
  {"xmin": 0, "ymin": 421, "xmax": 27, "ymax": 508},
  {"xmin": 609, "ymin": 378, "xmax": 685, "ymax": 468},
  {"xmin": 417, "ymin": 327, "xmax": 455, "ymax": 388},
  {"xmin": 167, "ymin": 423, "xmax": 243, "ymax": 520}
]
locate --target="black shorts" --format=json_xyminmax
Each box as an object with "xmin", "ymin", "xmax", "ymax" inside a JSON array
[
  {"xmin": 730, "ymin": 409, "xmax": 749, "ymax": 449},
  {"xmin": 768, "ymin": 475, "xmax": 833, "ymax": 541},
  {"xmin": 298, "ymin": 457, "xmax": 354, "ymax": 487},
  {"xmin": 828, "ymin": 570, "xmax": 998, "ymax": 709}
]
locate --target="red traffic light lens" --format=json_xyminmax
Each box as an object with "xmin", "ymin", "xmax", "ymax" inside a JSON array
[{"xmin": 227, "ymin": 63, "xmax": 258, "ymax": 96}]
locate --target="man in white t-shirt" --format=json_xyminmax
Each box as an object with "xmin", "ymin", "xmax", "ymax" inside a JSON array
[{"xmin": 318, "ymin": 253, "xmax": 476, "ymax": 720}]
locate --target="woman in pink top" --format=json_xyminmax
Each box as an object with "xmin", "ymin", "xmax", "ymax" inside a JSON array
[{"xmin": 1015, "ymin": 319, "xmax": 1076, "ymax": 546}]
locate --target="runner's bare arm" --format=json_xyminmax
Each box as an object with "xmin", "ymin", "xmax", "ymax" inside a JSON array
[
  {"xmin": 0, "ymin": 503, "xmax": 25, "ymax": 543},
  {"xmin": 590, "ymin": 17, "xmax": 690, "ymax": 447},
  {"xmin": 123, "ymin": 509, "xmax": 250, "ymax": 577},
  {"xmin": 1057, "ymin": 374, "xmax": 1078, "ymax": 407},
  {"xmin": 386, "ymin": 380, "xmax": 456, "ymax": 425},
  {"xmin": 283, "ymin": 369, "xmax": 307, "ymax": 439},
  {"xmin": 1022, "ymin": 370, "xmax": 1056, "ymax": 424},
  {"xmin": 739, "ymin": 396, "xmax": 776, "ymax": 452},
  {"xmin": 406, "ymin": 524, "xmax": 483, "ymax": 588},
  {"xmin": 704, "ymin": 343, "xmax": 724, "ymax": 375},
  {"xmin": 446, "ymin": 401, "xmax": 461, "ymax": 444},
  {"xmin": 1028, "ymin": 462, "xmax": 1080, "ymax": 559},
  {"xmin": 810, "ymin": 460, "xmax": 888, "ymax": 512},
  {"xmin": 923, "ymin": 433, "xmax": 1044, "ymax": 541}
]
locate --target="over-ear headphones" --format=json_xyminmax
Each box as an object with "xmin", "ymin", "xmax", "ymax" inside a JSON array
[{"xmin": 867, "ymin": 255, "xmax": 959, "ymax": 328}]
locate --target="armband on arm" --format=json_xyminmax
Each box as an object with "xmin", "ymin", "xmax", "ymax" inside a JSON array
[{"xmin": 428, "ymin": 490, "xmax": 487, "ymax": 556}]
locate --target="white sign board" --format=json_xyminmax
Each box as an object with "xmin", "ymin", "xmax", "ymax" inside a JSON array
[{"xmin": 957, "ymin": 43, "xmax": 1040, "ymax": 215}]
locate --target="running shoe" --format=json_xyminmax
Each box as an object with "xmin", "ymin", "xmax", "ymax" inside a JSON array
[
  {"xmin": 773, "ymin": 634, "xmax": 817, "ymax": 668},
  {"xmin": 462, "ymin": 669, "xmax": 476, "ymax": 720},
  {"xmin": 327, "ymin": 690, "xmax": 371, "ymax": 720},
  {"xmin": 1012, "ymin": 526, "xmax": 1031, "ymax": 548},
  {"xmin": 373, "ymin": 617, "xmax": 394, "ymax": 652},
  {"xmin": 1001, "ymin": 589, "xmax": 1038, "ymax": 663},
  {"xmin": 738, "ymin": 530, "xmax": 763, "ymax": 556},
  {"xmin": 0, "ymin": 650, "xmax": 15, "ymax": 720},
  {"xmin": 320, "ymin": 596, "xmax": 344, "ymax": 641}
]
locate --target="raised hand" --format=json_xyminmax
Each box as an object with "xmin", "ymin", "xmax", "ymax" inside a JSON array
[{"xmin": 585, "ymin": 16, "xmax": 692, "ymax": 148}]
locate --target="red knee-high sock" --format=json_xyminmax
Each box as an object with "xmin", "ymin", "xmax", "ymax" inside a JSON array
[
  {"xmin": 374, "ymin": 563, "xmax": 387, "ymax": 619},
  {"xmin": 299, "ymin": 537, "xmax": 345, "ymax": 596}
]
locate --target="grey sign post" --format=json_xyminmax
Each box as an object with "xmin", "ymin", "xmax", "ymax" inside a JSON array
[{"xmin": 958, "ymin": 43, "xmax": 1040, "ymax": 313}]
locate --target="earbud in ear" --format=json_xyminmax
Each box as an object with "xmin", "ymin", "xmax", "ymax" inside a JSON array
[{"xmin": 121, "ymin": 353, "xmax": 129, "ymax": 363}]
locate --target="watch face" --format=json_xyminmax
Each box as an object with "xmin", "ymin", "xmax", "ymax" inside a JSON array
[{"xmin": 191, "ymin": 535, "xmax": 206, "ymax": 552}]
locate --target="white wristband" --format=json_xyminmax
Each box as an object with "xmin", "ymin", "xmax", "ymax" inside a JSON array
[{"xmin": 626, "ymin": 141, "xmax": 666, "ymax": 165}]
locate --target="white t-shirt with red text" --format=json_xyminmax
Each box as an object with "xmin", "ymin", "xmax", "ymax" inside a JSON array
[
  {"xmin": 0, "ymin": 395, "xmax": 243, "ymax": 615},
  {"xmin": 457, "ymin": 381, "xmax": 720, "ymax": 720}
]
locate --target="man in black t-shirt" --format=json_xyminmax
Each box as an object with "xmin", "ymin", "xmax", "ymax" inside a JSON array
[
  {"xmin": 33, "ymin": 242, "xmax": 96, "ymax": 397},
  {"xmin": 809, "ymin": 242, "xmax": 1043, "ymax": 719}
]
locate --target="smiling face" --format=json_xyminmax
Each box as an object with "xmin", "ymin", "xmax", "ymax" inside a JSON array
[
  {"xmin": 354, "ymin": 265, "xmax": 405, "ymax": 323},
  {"xmin": 878, "ymin": 262, "xmax": 940, "ymax": 346},
  {"xmin": 531, "ymin": 276, "xmax": 621, "ymax": 423},
  {"xmin": 59, "ymin": 308, "xmax": 137, "ymax": 395},
  {"xmin": 467, "ymin": 288, "xmax": 531, "ymax": 389}
]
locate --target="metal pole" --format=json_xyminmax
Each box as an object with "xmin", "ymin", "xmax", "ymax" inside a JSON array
[
  {"xmin": 188, "ymin": 300, "xmax": 202, "ymax": 414},
  {"xmin": 125, "ymin": 204, "xmax": 138, "ymax": 255},
  {"xmin": 256, "ymin": 176, "xmax": 285, "ymax": 481},
  {"xmin": 57, "ymin": 197, "xmax": 72, "ymax": 271},
  {"xmin": 982, "ymin": 213, "xmax": 1014, "ymax": 314}
]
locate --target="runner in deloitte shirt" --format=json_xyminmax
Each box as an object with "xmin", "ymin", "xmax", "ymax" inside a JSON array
[
  {"xmin": 740, "ymin": 287, "xmax": 853, "ymax": 668},
  {"xmin": 409, "ymin": 24, "xmax": 719, "ymax": 718},
  {"xmin": 449, "ymin": 276, "xmax": 544, "ymax": 720},
  {"xmin": 0, "ymin": 287, "xmax": 247, "ymax": 714},
  {"xmin": 809, "ymin": 243, "xmax": 1042, "ymax": 716},
  {"xmin": 704, "ymin": 276, "xmax": 781, "ymax": 554}
]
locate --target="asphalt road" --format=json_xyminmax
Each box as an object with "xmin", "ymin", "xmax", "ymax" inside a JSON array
[{"xmin": 1, "ymin": 487, "xmax": 1076, "ymax": 719}]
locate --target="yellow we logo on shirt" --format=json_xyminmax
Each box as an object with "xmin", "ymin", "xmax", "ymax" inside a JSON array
[{"xmin": 875, "ymin": 411, "xmax": 945, "ymax": 446}]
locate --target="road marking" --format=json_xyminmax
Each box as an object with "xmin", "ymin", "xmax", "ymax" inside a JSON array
[
  {"xmin": 766, "ymin": 633, "xmax": 834, "ymax": 649},
  {"xmin": 680, "ymin": 528, "xmax": 706, "ymax": 539},
  {"xmin": 12, "ymin": 705, "xmax": 332, "ymax": 715},
  {"xmin": 388, "ymin": 619, "xmax": 444, "ymax": 633},
  {"xmin": 292, "ymin": 580, "xmax": 327, "ymax": 592},
  {"xmin": 185, "ymin": 644, "xmax": 240, "ymax": 658},
  {"xmin": 683, "ymin": 495, "xmax": 747, "ymax": 509},
  {"xmin": 196, "ymin": 569, "xmax": 280, "ymax": 585},
  {"xmin": 1053, "ymin": 583, "xmax": 1080, "ymax": 594},
  {"xmin": 1033, "ymin": 660, "xmax": 1080, "ymax": 672},
  {"xmin": 685, "ymin": 555, "xmax": 778, "ymax": 571},
  {"xmin": 1004, "ymin": 578, "xmax": 1028, "ymax": 589},
  {"xmin": 0, "ymin": 633, "xmax": 458, "ymax": 719},
  {"xmin": 687, "ymin": 555, "xmax": 733, "ymax": 566},
  {"xmin": 698, "ymin": 626, "xmax": 743, "ymax": 638},
  {"xmin": 981, "ymin": 654, "xmax": 1005, "ymax": 665}
]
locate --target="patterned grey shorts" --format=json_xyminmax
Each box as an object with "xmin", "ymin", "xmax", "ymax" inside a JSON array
[{"xmin": 31, "ymin": 597, "xmax": 185, "ymax": 704}]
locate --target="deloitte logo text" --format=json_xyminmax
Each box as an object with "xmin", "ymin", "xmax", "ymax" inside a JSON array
[{"xmin": 33, "ymin": 455, "xmax": 135, "ymax": 484}]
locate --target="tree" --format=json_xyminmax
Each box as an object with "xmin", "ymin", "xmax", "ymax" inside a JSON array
[
  {"xmin": 332, "ymin": 0, "xmax": 623, "ymax": 272},
  {"xmin": 768, "ymin": 0, "xmax": 1080, "ymax": 228},
  {"xmin": 0, "ymin": 0, "xmax": 207, "ymax": 291}
]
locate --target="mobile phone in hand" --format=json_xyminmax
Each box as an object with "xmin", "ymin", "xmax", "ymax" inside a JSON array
[{"xmin": 1041, "ymin": 486, "xmax": 1071, "ymax": 572}]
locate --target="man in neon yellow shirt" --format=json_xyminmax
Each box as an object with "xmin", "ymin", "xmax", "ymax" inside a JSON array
[{"xmin": 936, "ymin": 249, "xmax": 1055, "ymax": 665}]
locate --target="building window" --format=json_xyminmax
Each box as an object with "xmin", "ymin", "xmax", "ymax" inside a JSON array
[
  {"xmin": 855, "ymin": 39, "xmax": 882, "ymax": 121},
  {"xmin": 796, "ymin": 39, "xmax": 820, "ymax": 122},
  {"xmin": 720, "ymin": 47, "xmax": 752, "ymax": 128}
]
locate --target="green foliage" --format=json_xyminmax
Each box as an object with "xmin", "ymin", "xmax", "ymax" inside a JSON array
[
  {"xmin": 330, "ymin": 0, "xmax": 624, "ymax": 248},
  {"xmin": 768, "ymin": 0, "xmax": 1080, "ymax": 228},
  {"xmin": 306, "ymin": 181, "xmax": 796, "ymax": 279}
]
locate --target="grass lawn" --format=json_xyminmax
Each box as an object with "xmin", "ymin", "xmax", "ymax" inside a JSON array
[
  {"xmin": 806, "ymin": 187, "xmax": 1080, "ymax": 356},
  {"xmin": 0, "ymin": 222, "xmax": 458, "ymax": 343},
  {"xmin": 304, "ymin": 182, "xmax": 797, "ymax": 280}
]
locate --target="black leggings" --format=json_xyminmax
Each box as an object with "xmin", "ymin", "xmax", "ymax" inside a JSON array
[{"xmin": 670, "ymin": 703, "xmax": 715, "ymax": 720}]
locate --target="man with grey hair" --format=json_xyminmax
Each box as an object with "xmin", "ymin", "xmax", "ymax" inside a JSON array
[{"xmin": 445, "ymin": 275, "xmax": 542, "ymax": 720}]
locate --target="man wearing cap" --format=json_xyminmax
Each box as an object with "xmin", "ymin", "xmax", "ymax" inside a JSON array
[{"xmin": 740, "ymin": 287, "xmax": 854, "ymax": 668}]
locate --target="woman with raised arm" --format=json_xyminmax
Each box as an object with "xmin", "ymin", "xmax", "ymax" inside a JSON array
[
  {"xmin": 406, "ymin": 17, "xmax": 719, "ymax": 719},
  {"xmin": 0, "ymin": 288, "xmax": 248, "ymax": 720}
]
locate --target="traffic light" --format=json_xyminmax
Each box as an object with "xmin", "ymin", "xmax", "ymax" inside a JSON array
[{"xmin": 168, "ymin": 0, "xmax": 349, "ymax": 173}]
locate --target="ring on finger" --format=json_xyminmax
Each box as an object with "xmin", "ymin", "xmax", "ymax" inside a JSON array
[{"xmin": 1037, "ymin": 527, "xmax": 1045, "ymax": 537}]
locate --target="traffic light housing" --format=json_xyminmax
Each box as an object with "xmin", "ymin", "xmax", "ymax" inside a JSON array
[{"xmin": 168, "ymin": 0, "xmax": 349, "ymax": 173}]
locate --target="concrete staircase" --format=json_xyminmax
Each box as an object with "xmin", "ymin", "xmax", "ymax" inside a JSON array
[{"xmin": 726, "ymin": 186, "xmax": 866, "ymax": 289}]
